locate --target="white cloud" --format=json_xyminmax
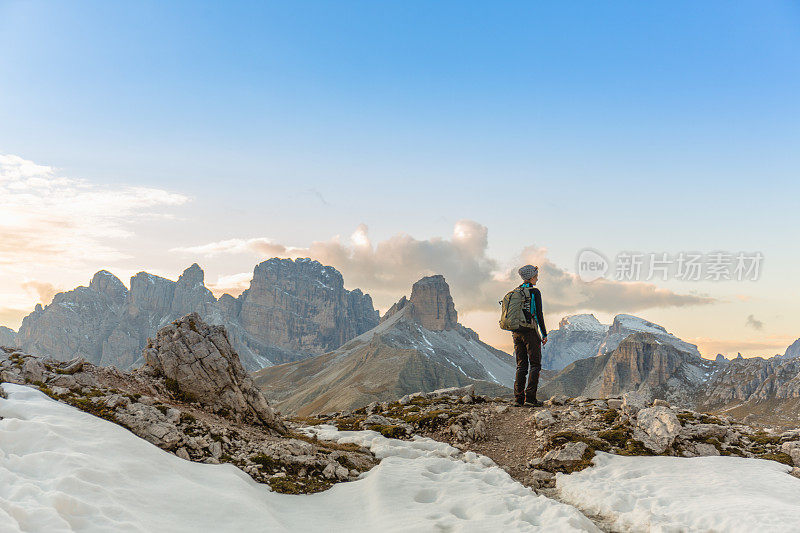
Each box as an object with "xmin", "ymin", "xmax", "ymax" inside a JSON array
[
  {"xmin": 0, "ymin": 154, "xmax": 189, "ymax": 267},
  {"xmin": 207, "ymin": 272, "xmax": 253, "ymax": 298},
  {"xmin": 175, "ymin": 220, "xmax": 715, "ymax": 315},
  {"xmin": 172, "ymin": 238, "xmax": 293, "ymax": 258},
  {"xmin": 21, "ymin": 280, "xmax": 60, "ymax": 306}
]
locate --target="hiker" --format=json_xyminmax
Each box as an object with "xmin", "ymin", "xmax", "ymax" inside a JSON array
[{"xmin": 499, "ymin": 264, "xmax": 547, "ymax": 407}]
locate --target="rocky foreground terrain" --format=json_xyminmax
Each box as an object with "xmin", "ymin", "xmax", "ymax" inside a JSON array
[
  {"xmin": 1, "ymin": 313, "xmax": 377, "ymax": 495},
  {"xmin": 296, "ymin": 385, "xmax": 800, "ymax": 498}
]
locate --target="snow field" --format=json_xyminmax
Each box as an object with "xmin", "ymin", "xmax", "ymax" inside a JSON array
[{"xmin": 556, "ymin": 451, "xmax": 800, "ymax": 533}]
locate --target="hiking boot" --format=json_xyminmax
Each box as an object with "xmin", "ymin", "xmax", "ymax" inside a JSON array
[{"xmin": 525, "ymin": 400, "xmax": 543, "ymax": 407}]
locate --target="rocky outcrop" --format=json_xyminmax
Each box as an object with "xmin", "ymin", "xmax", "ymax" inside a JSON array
[
  {"xmin": 380, "ymin": 275, "xmax": 458, "ymax": 331},
  {"xmin": 407, "ymin": 275, "xmax": 458, "ymax": 331},
  {"xmin": 600, "ymin": 314, "xmax": 701, "ymax": 359},
  {"xmin": 16, "ymin": 259, "xmax": 378, "ymax": 371},
  {"xmin": 599, "ymin": 332, "xmax": 700, "ymax": 397},
  {"xmin": 142, "ymin": 313, "xmax": 283, "ymax": 430},
  {"xmin": 0, "ymin": 326, "xmax": 16, "ymax": 347},
  {"xmin": 232, "ymin": 258, "xmax": 379, "ymax": 362},
  {"xmin": 255, "ymin": 275, "xmax": 514, "ymax": 416}
]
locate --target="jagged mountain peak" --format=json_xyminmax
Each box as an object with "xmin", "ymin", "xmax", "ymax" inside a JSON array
[
  {"xmin": 543, "ymin": 313, "xmax": 701, "ymax": 372},
  {"xmin": 541, "ymin": 330, "xmax": 714, "ymax": 404},
  {"xmin": 408, "ymin": 275, "xmax": 458, "ymax": 331},
  {"xmin": 380, "ymin": 275, "xmax": 458, "ymax": 331},
  {"xmin": 252, "ymin": 257, "xmax": 346, "ymax": 290},
  {"xmin": 89, "ymin": 270, "xmax": 128, "ymax": 300},
  {"xmin": 177, "ymin": 263, "xmax": 205, "ymax": 286}
]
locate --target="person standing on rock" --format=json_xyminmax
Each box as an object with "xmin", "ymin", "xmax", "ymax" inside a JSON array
[{"xmin": 510, "ymin": 265, "xmax": 547, "ymax": 407}]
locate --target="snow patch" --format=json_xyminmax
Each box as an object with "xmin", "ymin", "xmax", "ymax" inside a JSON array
[{"xmin": 557, "ymin": 452, "xmax": 800, "ymax": 533}]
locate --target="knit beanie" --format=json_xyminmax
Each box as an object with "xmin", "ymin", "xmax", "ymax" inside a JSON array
[{"xmin": 518, "ymin": 264, "xmax": 539, "ymax": 280}]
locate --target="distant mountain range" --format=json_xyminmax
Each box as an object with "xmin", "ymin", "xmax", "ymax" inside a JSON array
[
  {"xmin": 542, "ymin": 313, "xmax": 701, "ymax": 371},
  {"xmin": 541, "ymin": 321, "xmax": 800, "ymax": 425},
  {"xmin": 254, "ymin": 275, "xmax": 514, "ymax": 415},
  {"xmin": 540, "ymin": 331, "xmax": 715, "ymax": 406},
  {"xmin": 13, "ymin": 259, "xmax": 379, "ymax": 371},
  {"xmin": 4, "ymin": 258, "xmax": 799, "ymax": 424}
]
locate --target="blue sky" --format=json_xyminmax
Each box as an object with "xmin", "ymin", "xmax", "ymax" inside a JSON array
[{"xmin": 1, "ymin": 1, "xmax": 799, "ymax": 355}]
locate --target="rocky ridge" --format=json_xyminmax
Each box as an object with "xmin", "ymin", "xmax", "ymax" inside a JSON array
[
  {"xmin": 16, "ymin": 259, "xmax": 379, "ymax": 371},
  {"xmin": 0, "ymin": 314, "xmax": 377, "ymax": 494},
  {"xmin": 142, "ymin": 313, "xmax": 283, "ymax": 428},
  {"xmin": 699, "ymin": 355, "xmax": 800, "ymax": 425},
  {"xmin": 783, "ymin": 338, "xmax": 800, "ymax": 359}
]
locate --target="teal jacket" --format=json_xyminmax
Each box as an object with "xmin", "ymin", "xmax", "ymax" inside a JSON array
[{"xmin": 520, "ymin": 282, "xmax": 547, "ymax": 338}]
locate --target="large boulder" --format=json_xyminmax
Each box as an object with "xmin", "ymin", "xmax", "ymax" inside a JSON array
[
  {"xmin": 782, "ymin": 442, "xmax": 800, "ymax": 467},
  {"xmin": 633, "ymin": 406, "xmax": 681, "ymax": 453},
  {"xmin": 540, "ymin": 441, "xmax": 588, "ymax": 469},
  {"xmin": 142, "ymin": 313, "xmax": 284, "ymax": 431}
]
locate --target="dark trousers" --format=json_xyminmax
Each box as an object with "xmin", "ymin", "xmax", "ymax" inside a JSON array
[{"xmin": 512, "ymin": 329, "xmax": 542, "ymax": 404}]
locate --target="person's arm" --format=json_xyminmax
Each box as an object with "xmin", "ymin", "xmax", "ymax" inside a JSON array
[{"xmin": 533, "ymin": 288, "xmax": 547, "ymax": 338}]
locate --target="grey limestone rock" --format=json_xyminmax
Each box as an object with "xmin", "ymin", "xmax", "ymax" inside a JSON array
[{"xmin": 142, "ymin": 313, "xmax": 284, "ymax": 432}]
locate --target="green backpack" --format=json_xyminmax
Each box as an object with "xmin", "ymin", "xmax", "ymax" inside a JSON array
[{"xmin": 499, "ymin": 286, "xmax": 536, "ymax": 333}]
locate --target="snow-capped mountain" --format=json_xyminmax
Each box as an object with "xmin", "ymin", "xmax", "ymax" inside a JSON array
[
  {"xmin": 254, "ymin": 275, "xmax": 514, "ymax": 415},
  {"xmin": 541, "ymin": 331, "xmax": 714, "ymax": 405},
  {"xmin": 599, "ymin": 314, "xmax": 701, "ymax": 359},
  {"xmin": 542, "ymin": 313, "xmax": 701, "ymax": 371},
  {"xmin": 542, "ymin": 314, "xmax": 607, "ymax": 371}
]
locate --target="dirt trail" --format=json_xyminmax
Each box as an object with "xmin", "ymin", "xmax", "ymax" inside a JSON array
[{"xmin": 423, "ymin": 401, "xmax": 622, "ymax": 532}]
